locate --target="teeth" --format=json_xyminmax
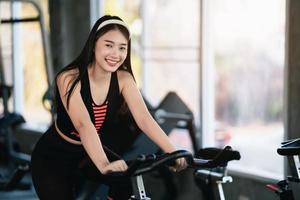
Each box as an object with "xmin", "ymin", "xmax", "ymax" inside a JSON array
[{"xmin": 106, "ymin": 59, "xmax": 119, "ymax": 66}]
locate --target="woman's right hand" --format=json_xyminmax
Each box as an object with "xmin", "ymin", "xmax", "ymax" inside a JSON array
[{"xmin": 101, "ymin": 159, "xmax": 128, "ymax": 174}]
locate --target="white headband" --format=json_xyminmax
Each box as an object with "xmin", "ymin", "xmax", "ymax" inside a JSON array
[{"xmin": 96, "ymin": 19, "xmax": 130, "ymax": 36}]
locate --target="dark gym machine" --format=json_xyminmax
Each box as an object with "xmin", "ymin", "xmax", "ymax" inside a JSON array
[
  {"xmin": 112, "ymin": 148, "xmax": 239, "ymax": 200},
  {"xmin": 123, "ymin": 91, "xmax": 200, "ymax": 158},
  {"xmin": 0, "ymin": 0, "xmax": 53, "ymax": 198},
  {"xmin": 109, "ymin": 91, "xmax": 239, "ymax": 200},
  {"xmin": 0, "ymin": 42, "xmax": 29, "ymax": 190},
  {"xmin": 266, "ymin": 138, "xmax": 300, "ymax": 200},
  {"xmin": 0, "ymin": 14, "xmax": 30, "ymax": 193},
  {"xmin": 150, "ymin": 92, "xmax": 241, "ymax": 200}
]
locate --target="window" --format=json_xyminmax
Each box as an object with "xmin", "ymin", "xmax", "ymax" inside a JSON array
[
  {"xmin": 141, "ymin": 0, "xmax": 201, "ymax": 152},
  {"xmin": 203, "ymin": 0, "xmax": 286, "ymax": 179},
  {"xmin": 141, "ymin": 0, "xmax": 200, "ymax": 110}
]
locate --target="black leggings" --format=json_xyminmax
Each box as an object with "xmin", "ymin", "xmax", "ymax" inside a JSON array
[{"xmin": 31, "ymin": 125, "xmax": 132, "ymax": 200}]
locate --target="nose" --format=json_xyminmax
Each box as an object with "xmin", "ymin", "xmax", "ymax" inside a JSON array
[{"xmin": 110, "ymin": 47, "xmax": 119, "ymax": 58}]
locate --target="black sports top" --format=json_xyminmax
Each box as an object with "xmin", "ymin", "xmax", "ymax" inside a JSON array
[{"xmin": 55, "ymin": 70, "xmax": 122, "ymax": 142}]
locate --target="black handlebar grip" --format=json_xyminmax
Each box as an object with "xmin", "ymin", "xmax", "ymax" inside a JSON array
[
  {"xmin": 196, "ymin": 146, "xmax": 241, "ymax": 161},
  {"xmin": 277, "ymin": 138, "xmax": 300, "ymax": 156},
  {"xmin": 193, "ymin": 146, "xmax": 241, "ymax": 168}
]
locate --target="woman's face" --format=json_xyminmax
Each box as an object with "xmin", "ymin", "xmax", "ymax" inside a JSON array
[{"xmin": 94, "ymin": 29, "xmax": 128, "ymax": 73}]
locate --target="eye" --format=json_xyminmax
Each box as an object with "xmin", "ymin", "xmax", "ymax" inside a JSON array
[
  {"xmin": 105, "ymin": 44, "xmax": 113, "ymax": 48},
  {"xmin": 120, "ymin": 47, "xmax": 127, "ymax": 51}
]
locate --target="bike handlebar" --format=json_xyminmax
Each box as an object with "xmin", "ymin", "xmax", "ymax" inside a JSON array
[
  {"xmin": 107, "ymin": 146, "xmax": 240, "ymax": 178},
  {"xmin": 277, "ymin": 138, "xmax": 300, "ymax": 156}
]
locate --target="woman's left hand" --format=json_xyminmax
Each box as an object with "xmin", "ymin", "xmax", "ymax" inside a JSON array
[{"xmin": 170, "ymin": 157, "xmax": 188, "ymax": 172}]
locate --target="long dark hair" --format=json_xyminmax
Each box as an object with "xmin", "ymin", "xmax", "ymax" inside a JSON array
[{"xmin": 56, "ymin": 15, "xmax": 134, "ymax": 111}]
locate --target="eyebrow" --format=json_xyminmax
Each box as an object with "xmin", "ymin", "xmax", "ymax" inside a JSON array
[{"xmin": 104, "ymin": 39, "xmax": 127, "ymax": 46}]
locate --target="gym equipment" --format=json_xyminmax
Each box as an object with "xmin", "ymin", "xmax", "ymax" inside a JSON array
[
  {"xmin": 154, "ymin": 91, "xmax": 199, "ymax": 153},
  {"xmin": 266, "ymin": 138, "xmax": 300, "ymax": 200},
  {"xmin": 124, "ymin": 91, "xmax": 199, "ymax": 159},
  {"xmin": 194, "ymin": 146, "xmax": 241, "ymax": 200},
  {"xmin": 0, "ymin": 0, "xmax": 52, "ymax": 193},
  {"xmin": 0, "ymin": 0, "xmax": 55, "ymax": 193},
  {"xmin": 145, "ymin": 92, "xmax": 241, "ymax": 200},
  {"xmin": 117, "ymin": 91, "xmax": 199, "ymax": 199},
  {"xmin": 148, "ymin": 92, "xmax": 242, "ymax": 200},
  {"xmin": 0, "ymin": 75, "xmax": 30, "ymax": 191},
  {"xmin": 76, "ymin": 92, "xmax": 201, "ymax": 199},
  {"xmin": 0, "ymin": 86, "xmax": 30, "ymax": 191},
  {"xmin": 107, "ymin": 146, "xmax": 239, "ymax": 200},
  {"xmin": 0, "ymin": 25, "xmax": 30, "ymax": 193}
]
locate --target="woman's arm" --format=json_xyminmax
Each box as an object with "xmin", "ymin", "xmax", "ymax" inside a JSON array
[
  {"xmin": 119, "ymin": 71, "xmax": 187, "ymax": 171},
  {"xmin": 118, "ymin": 71, "xmax": 176, "ymax": 153},
  {"xmin": 57, "ymin": 71, "xmax": 127, "ymax": 174}
]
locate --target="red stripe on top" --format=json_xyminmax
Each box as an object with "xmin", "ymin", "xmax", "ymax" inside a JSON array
[
  {"xmin": 70, "ymin": 101, "xmax": 108, "ymax": 138},
  {"xmin": 93, "ymin": 105, "xmax": 108, "ymax": 110},
  {"xmin": 95, "ymin": 114, "xmax": 106, "ymax": 118},
  {"xmin": 94, "ymin": 112, "xmax": 106, "ymax": 116},
  {"xmin": 92, "ymin": 101, "xmax": 108, "ymax": 132}
]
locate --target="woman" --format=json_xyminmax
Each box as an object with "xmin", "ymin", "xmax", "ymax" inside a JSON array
[{"xmin": 31, "ymin": 15, "xmax": 187, "ymax": 200}]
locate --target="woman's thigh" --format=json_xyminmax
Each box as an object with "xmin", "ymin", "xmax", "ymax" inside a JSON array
[
  {"xmin": 31, "ymin": 152, "xmax": 76, "ymax": 200},
  {"xmin": 30, "ymin": 130, "xmax": 80, "ymax": 200}
]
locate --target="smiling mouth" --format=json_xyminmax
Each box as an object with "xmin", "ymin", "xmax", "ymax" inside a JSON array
[{"xmin": 105, "ymin": 58, "xmax": 120, "ymax": 66}]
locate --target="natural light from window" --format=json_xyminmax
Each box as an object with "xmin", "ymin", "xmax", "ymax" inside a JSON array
[{"xmin": 207, "ymin": 0, "xmax": 286, "ymax": 180}]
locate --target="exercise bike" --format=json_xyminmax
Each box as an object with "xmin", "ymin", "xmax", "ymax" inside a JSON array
[
  {"xmin": 266, "ymin": 138, "xmax": 300, "ymax": 200},
  {"xmin": 108, "ymin": 146, "xmax": 240, "ymax": 200},
  {"xmin": 150, "ymin": 92, "xmax": 241, "ymax": 200}
]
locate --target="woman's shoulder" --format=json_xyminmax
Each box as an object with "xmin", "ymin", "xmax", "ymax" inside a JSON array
[
  {"xmin": 56, "ymin": 68, "xmax": 80, "ymax": 90},
  {"xmin": 117, "ymin": 69, "xmax": 134, "ymax": 82},
  {"xmin": 56, "ymin": 68, "xmax": 79, "ymax": 84},
  {"xmin": 117, "ymin": 70, "xmax": 136, "ymax": 92}
]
